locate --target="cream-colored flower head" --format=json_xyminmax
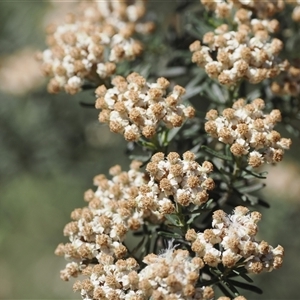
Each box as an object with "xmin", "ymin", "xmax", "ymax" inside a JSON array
[
  {"xmin": 138, "ymin": 243, "xmax": 213, "ymax": 299},
  {"xmin": 72, "ymin": 256, "xmax": 140, "ymax": 299},
  {"xmin": 96, "ymin": 73, "xmax": 195, "ymax": 141},
  {"xmin": 271, "ymin": 62, "xmax": 300, "ymax": 96},
  {"xmin": 201, "ymin": 0, "xmax": 284, "ymax": 19},
  {"xmin": 55, "ymin": 151, "xmax": 215, "ymax": 278},
  {"xmin": 56, "ymin": 156, "xmax": 200, "ymax": 281},
  {"xmin": 55, "ymin": 161, "xmax": 148, "ymax": 280},
  {"xmin": 55, "ymin": 157, "xmax": 213, "ymax": 299},
  {"xmin": 205, "ymin": 98, "xmax": 291, "ymax": 167},
  {"xmin": 200, "ymin": 0, "xmax": 282, "ymax": 42},
  {"xmin": 38, "ymin": 0, "xmax": 154, "ymax": 94},
  {"xmin": 187, "ymin": 206, "xmax": 284, "ymax": 273},
  {"xmin": 144, "ymin": 151, "xmax": 215, "ymax": 211},
  {"xmin": 190, "ymin": 24, "xmax": 287, "ymax": 86}
]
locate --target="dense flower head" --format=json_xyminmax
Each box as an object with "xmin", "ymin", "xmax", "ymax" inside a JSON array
[
  {"xmin": 55, "ymin": 152, "xmax": 215, "ymax": 281},
  {"xmin": 200, "ymin": 0, "xmax": 285, "ymax": 19},
  {"xmin": 72, "ymin": 256, "xmax": 143, "ymax": 300},
  {"xmin": 271, "ymin": 61, "xmax": 300, "ymax": 96},
  {"xmin": 55, "ymin": 151, "xmax": 215, "ymax": 267},
  {"xmin": 54, "ymin": 161, "xmax": 148, "ymax": 279},
  {"xmin": 187, "ymin": 206, "xmax": 284, "ymax": 273},
  {"xmin": 55, "ymin": 157, "xmax": 285, "ymax": 299},
  {"xmin": 139, "ymin": 245, "xmax": 213, "ymax": 300},
  {"xmin": 145, "ymin": 151, "xmax": 215, "ymax": 208},
  {"xmin": 190, "ymin": 23, "xmax": 287, "ymax": 86},
  {"xmin": 63, "ymin": 241, "xmax": 251, "ymax": 300},
  {"xmin": 205, "ymin": 98, "xmax": 292, "ymax": 167},
  {"xmin": 38, "ymin": 0, "xmax": 154, "ymax": 94},
  {"xmin": 54, "ymin": 153, "xmax": 213, "ymax": 271},
  {"xmin": 95, "ymin": 73, "xmax": 195, "ymax": 141}
]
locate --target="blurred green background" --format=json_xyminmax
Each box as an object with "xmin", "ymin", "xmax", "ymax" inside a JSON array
[{"xmin": 0, "ymin": 1, "xmax": 300, "ymax": 299}]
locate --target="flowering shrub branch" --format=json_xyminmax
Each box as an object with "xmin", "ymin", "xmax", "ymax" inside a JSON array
[{"xmin": 39, "ymin": 0, "xmax": 300, "ymax": 299}]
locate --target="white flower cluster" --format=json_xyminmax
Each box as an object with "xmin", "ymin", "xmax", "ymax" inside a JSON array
[
  {"xmin": 187, "ymin": 206, "xmax": 284, "ymax": 273},
  {"xmin": 55, "ymin": 157, "xmax": 285, "ymax": 298},
  {"xmin": 271, "ymin": 62, "xmax": 300, "ymax": 96},
  {"xmin": 55, "ymin": 160, "xmax": 167, "ymax": 298},
  {"xmin": 205, "ymin": 98, "xmax": 292, "ymax": 167},
  {"xmin": 144, "ymin": 151, "xmax": 215, "ymax": 209},
  {"xmin": 201, "ymin": 0, "xmax": 285, "ymax": 19},
  {"xmin": 38, "ymin": 0, "xmax": 153, "ymax": 94},
  {"xmin": 96, "ymin": 73, "xmax": 195, "ymax": 141},
  {"xmin": 55, "ymin": 151, "xmax": 216, "ymax": 295},
  {"xmin": 55, "ymin": 161, "xmax": 146, "ymax": 279},
  {"xmin": 139, "ymin": 247, "xmax": 213, "ymax": 300},
  {"xmin": 72, "ymin": 256, "xmax": 142, "ymax": 300},
  {"xmin": 190, "ymin": 24, "xmax": 287, "ymax": 86},
  {"xmin": 54, "ymin": 155, "xmax": 215, "ymax": 299}
]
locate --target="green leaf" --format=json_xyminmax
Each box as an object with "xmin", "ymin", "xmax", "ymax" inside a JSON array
[
  {"xmin": 285, "ymin": 123, "xmax": 300, "ymax": 137},
  {"xmin": 158, "ymin": 129, "xmax": 169, "ymax": 147},
  {"xmin": 189, "ymin": 201, "xmax": 213, "ymax": 213},
  {"xmin": 157, "ymin": 66, "xmax": 187, "ymax": 78},
  {"xmin": 211, "ymin": 82, "xmax": 226, "ymax": 103},
  {"xmin": 129, "ymin": 154, "xmax": 152, "ymax": 163},
  {"xmin": 233, "ymin": 187, "xmax": 270, "ymax": 208},
  {"xmin": 240, "ymin": 193, "xmax": 269, "ymax": 207},
  {"xmin": 165, "ymin": 214, "xmax": 184, "ymax": 227},
  {"xmin": 238, "ymin": 273, "xmax": 254, "ymax": 283},
  {"xmin": 243, "ymin": 168, "xmax": 268, "ymax": 179},
  {"xmin": 181, "ymin": 123, "xmax": 202, "ymax": 138},
  {"xmin": 223, "ymin": 280, "xmax": 240, "ymax": 296},
  {"xmin": 227, "ymin": 279, "xmax": 263, "ymax": 294},
  {"xmin": 247, "ymin": 89, "xmax": 262, "ymax": 101},
  {"xmin": 157, "ymin": 231, "xmax": 182, "ymax": 239},
  {"xmin": 257, "ymin": 198, "xmax": 270, "ymax": 208},
  {"xmin": 217, "ymin": 283, "xmax": 235, "ymax": 299},
  {"xmin": 185, "ymin": 69, "xmax": 206, "ymax": 91},
  {"xmin": 183, "ymin": 85, "xmax": 204, "ymax": 100},
  {"xmin": 225, "ymin": 144, "xmax": 232, "ymax": 158},
  {"xmin": 212, "ymin": 166, "xmax": 230, "ymax": 185},
  {"xmin": 133, "ymin": 231, "xmax": 147, "ymax": 236},
  {"xmin": 167, "ymin": 127, "xmax": 182, "ymax": 143},
  {"xmin": 231, "ymin": 269, "xmax": 253, "ymax": 283},
  {"xmin": 138, "ymin": 140, "xmax": 157, "ymax": 150},
  {"xmin": 130, "ymin": 235, "xmax": 146, "ymax": 256},
  {"xmin": 241, "ymin": 194, "xmax": 257, "ymax": 205},
  {"xmin": 201, "ymin": 145, "xmax": 233, "ymax": 161},
  {"xmin": 204, "ymin": 198, "xmax": 214, "ymax": 207},
  {"xmin": 187, "ymin": 212, "xmax": 201, "ymax": 225},
  {"xmin": 237, "ymin": 182, "xmax": 265, "ymax": 193}
]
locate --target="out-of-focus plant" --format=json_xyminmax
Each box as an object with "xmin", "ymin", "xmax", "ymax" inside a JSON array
[{"xmin": 38, "ymin": 0, "xmax": 300, "ymax": 299}]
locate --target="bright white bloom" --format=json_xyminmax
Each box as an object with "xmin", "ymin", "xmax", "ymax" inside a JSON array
[
  {"xmin": 189, "ymin": 206, "xmax": 284, "ymax": 273},
  {"xmin": 39, "ymin": 0, "xmax": 153, "ymax": 94},
  {"xmin": 205, "ymin": 98, "xmax": 291, "ymax": 167},
  {"xmin": 96, "ymin": 73, "xmax": 195, "ymax": 141},
  {"xmin": 139, "ymin": 244, "xmax": 213, "ymax": 300}
]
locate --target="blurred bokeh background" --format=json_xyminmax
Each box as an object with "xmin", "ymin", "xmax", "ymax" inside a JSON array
[
  {"xmin": 0, "ymin": 2, "xmax": 130, "ymax": 299},
  {"xmin": 0, "ymin": 1, "xmax": 300, "ymax": 299}
]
